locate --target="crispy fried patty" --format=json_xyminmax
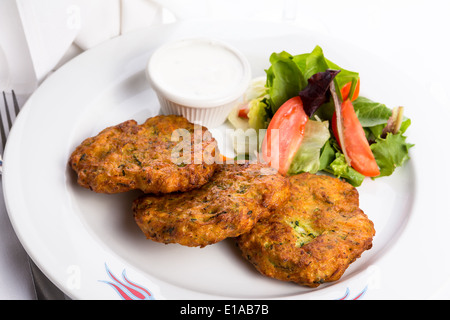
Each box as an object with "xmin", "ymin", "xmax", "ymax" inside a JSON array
[
  {"xmin": 236, "ymin": 173, "xmax": 375, "ymax": 288},
  {"xmin": 69, "ymin": 115, "xmax": 218, "ymax": 194},
  {"xmin": 132, "ymin": 162, "xmax": 290, "ymax": 247}
]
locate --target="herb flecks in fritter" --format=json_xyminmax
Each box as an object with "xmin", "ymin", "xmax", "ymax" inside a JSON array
[
  {"xmin": 132, "ymin": 162, "xmax": 290, "ymax": 248},
  {"xmin": 69, "ymin": 115, "xmax": 218, "ymax": 194},
  {"xmin": 237, "ymin": 172, "xmax": 375, "ymax": 287}
]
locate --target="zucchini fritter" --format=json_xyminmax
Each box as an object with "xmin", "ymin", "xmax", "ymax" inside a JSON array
[
  {"xmin": 236, "ymin": 173, "xmax": 375, "ymax": 288},
  {"xmin": 69, "ymin": 115, "xmax": 218, "ymax": 194},
  {"xmin": 132, "ymin": 162, "xmax": 290, "ymax": 247}
]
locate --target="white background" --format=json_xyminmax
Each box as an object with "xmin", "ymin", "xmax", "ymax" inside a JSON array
[{"xmin": 159, "ymin": 0, "xmax": 450, "ymax": 114}]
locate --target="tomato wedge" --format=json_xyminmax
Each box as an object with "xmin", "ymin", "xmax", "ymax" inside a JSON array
[
  {"xmin": 341, "ymin": 78, "xmax": 360, "ymax": 101},
  {"xmin": 238, "ymin": 107, "xmax": 249, "ymax": 119},
  {"xmin": 261, "ymin": 96, "xmax": 308, "ymax": 175},
  {"xmin": 331, "ymin": 99, "xmax": 380, "ymax": 177}
]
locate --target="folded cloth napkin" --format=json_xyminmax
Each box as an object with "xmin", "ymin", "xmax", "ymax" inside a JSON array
[
  {"xmin": 0, "ymin": 0, "xmax": 37, "ymax": 95},
  {"xmin": 3, "ymin": 0, "xmax": 165, "ymax": 94}
]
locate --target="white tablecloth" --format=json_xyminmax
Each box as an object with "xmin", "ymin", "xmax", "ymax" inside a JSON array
[{"xmin": 1, "ymin": 0, "xmax": 449, "ymax": 299}]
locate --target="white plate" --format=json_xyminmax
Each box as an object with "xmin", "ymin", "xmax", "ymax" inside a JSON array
[{"xmin": 3, "ymin": 20, "xmax": 450, "ymax": 300}]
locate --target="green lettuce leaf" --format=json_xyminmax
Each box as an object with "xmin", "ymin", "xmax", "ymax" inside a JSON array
[
  {"xmin": 317, "ymin": 138, "xmax": 365, "ymax": 187},
  {"xmin": 237, "ymin": 45, "xmax": 413, "ymax": 185},
  {"xmin": 247, "ymin": 97, "xmax": 271, "ymax": 131},
  {"xmin": 325, "ymin": 57, "xmax": 359, "ymax": 100},
  {"xmin": 352, "ymin": 96, "xmax": 393, "ymax": 127},
  {"xmin": 370, "ymin": 132, "xmax": 414, "ymax": 177},
  {"xmin": 288, "ymin": 119, "xmax": 330, "ymax": 175},
  {"xmin": 227, "ymin": 76, "xmax": 270, "ymax": 132},
  {"xmin": 244, "ymin": 76, "xmax": 268, "ymax": 101},
  {"xmin": 227, "ymin": 105, "xmax": 250, "ymax": 131},
  {"xmin": 266, "ymin": 51, "xmax": 306, "ymax": 114},
  {"xmin": 326, "ymin": 152, "xmax": 365, "ymax": 187},
  {"xmin": 318, "ymin": 140, "xmax": 336, "ymax": 171},
  {"xmin": 265, "ymin": 45, "xmax": 359, "ymax": 116},
  {"xmin": 351, "ymin": 96, "xmax": 414, "ymax": 178},
  {"xmin": 293, "ymin": 46, "xmax": 329, "ymax": 80}
]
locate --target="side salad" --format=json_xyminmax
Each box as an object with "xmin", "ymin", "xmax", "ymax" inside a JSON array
[{"xmin": 228, "ymin": 45, "xmax": 414, "ymax": 186}]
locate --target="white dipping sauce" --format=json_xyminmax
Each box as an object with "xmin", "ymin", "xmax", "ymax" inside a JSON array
[{"xmin": 148, "ymin": 38, "xmax": 250, "ymax": 107}]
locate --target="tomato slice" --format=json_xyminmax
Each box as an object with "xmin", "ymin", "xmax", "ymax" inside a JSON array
[
  {"xmin": 238, "ymin": 107, "xmax": 249, "ymax": 119},
  {"xmin": 261, "ymin": 96, "xmax": 308, "ymax": 175},
  {"xmin": 332, "ymin": 99, "xmax": 380, "ymax": 177},
  {"xmin": 341, "ymin": 78, "xmax": 360, "ymax": 101}
]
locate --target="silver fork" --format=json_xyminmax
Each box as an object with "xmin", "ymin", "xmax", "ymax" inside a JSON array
[
  {"xmin": 1, "ymin": 90, "xmax": 67, "ymax": 299},
  {"xmin": 0, "ymin": 91, "xmax": 20, "ymax": 170}
]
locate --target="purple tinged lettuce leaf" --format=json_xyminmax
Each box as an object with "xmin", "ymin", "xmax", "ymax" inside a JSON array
[{"xmin": 299, "ymin": 69, "xmax": 340, "ymax": 117}]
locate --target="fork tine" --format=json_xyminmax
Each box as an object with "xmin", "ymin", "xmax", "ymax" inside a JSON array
[
  {"xmin": 2, "ymin": 91, "xmax": 13, "ymax": 130},
  {"xmin": 12, "ymin": 90, "xmax": 20, "ymax": 117},
  {"xmin": 1, "ymin": 92, "xmax": 8, "ymax": 150},
  {"xmin": 1, "ymin": 91, "xmax": 20, "ymax": 151},
  {"xmin": 0, "ymin": 123, "xmax": 6, "ymax": 152}
]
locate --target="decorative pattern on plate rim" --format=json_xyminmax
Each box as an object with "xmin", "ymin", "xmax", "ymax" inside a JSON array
[
  {"xmin": 100, "ymin": 263, "xmax": 368, "ymax": 300},
  {"xmin": 100, "ymin": 263, "xmax": 154, "ymax": 300},
  {"xmin": 336, "ymin": 285, "xmax": 368, "ymax": 300}
]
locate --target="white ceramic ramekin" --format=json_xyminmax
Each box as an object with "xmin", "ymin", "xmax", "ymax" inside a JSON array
[{"xmin": 146, "ymin": 37, "xmax": 251, "ymax": 128}]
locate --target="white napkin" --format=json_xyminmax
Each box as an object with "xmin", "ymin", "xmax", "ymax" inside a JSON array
[
  {"xmin": 0, "ymin": 0, "xmax": 37, "ymax": 94},
  {"xmin": 2, "ymin": 0, "xmax": 165, "ymax": 93}
]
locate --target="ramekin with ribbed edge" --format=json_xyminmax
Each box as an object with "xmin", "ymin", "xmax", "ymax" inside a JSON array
[{"xmin": 146, "ymin": 37, "xmax": 252, "ymax": 128}]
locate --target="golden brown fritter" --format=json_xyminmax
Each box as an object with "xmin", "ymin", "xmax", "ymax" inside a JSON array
[
  {"xmin": 69, "ymin": 115, "xmax": 218, "ymax": 194},
  {"xmin": 132, "ymin": 162, "xmax": 290, "ymax": 248},
  {"xmin": 236, "ymin": 172, "xmax": 375, "ymax": 288}
]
